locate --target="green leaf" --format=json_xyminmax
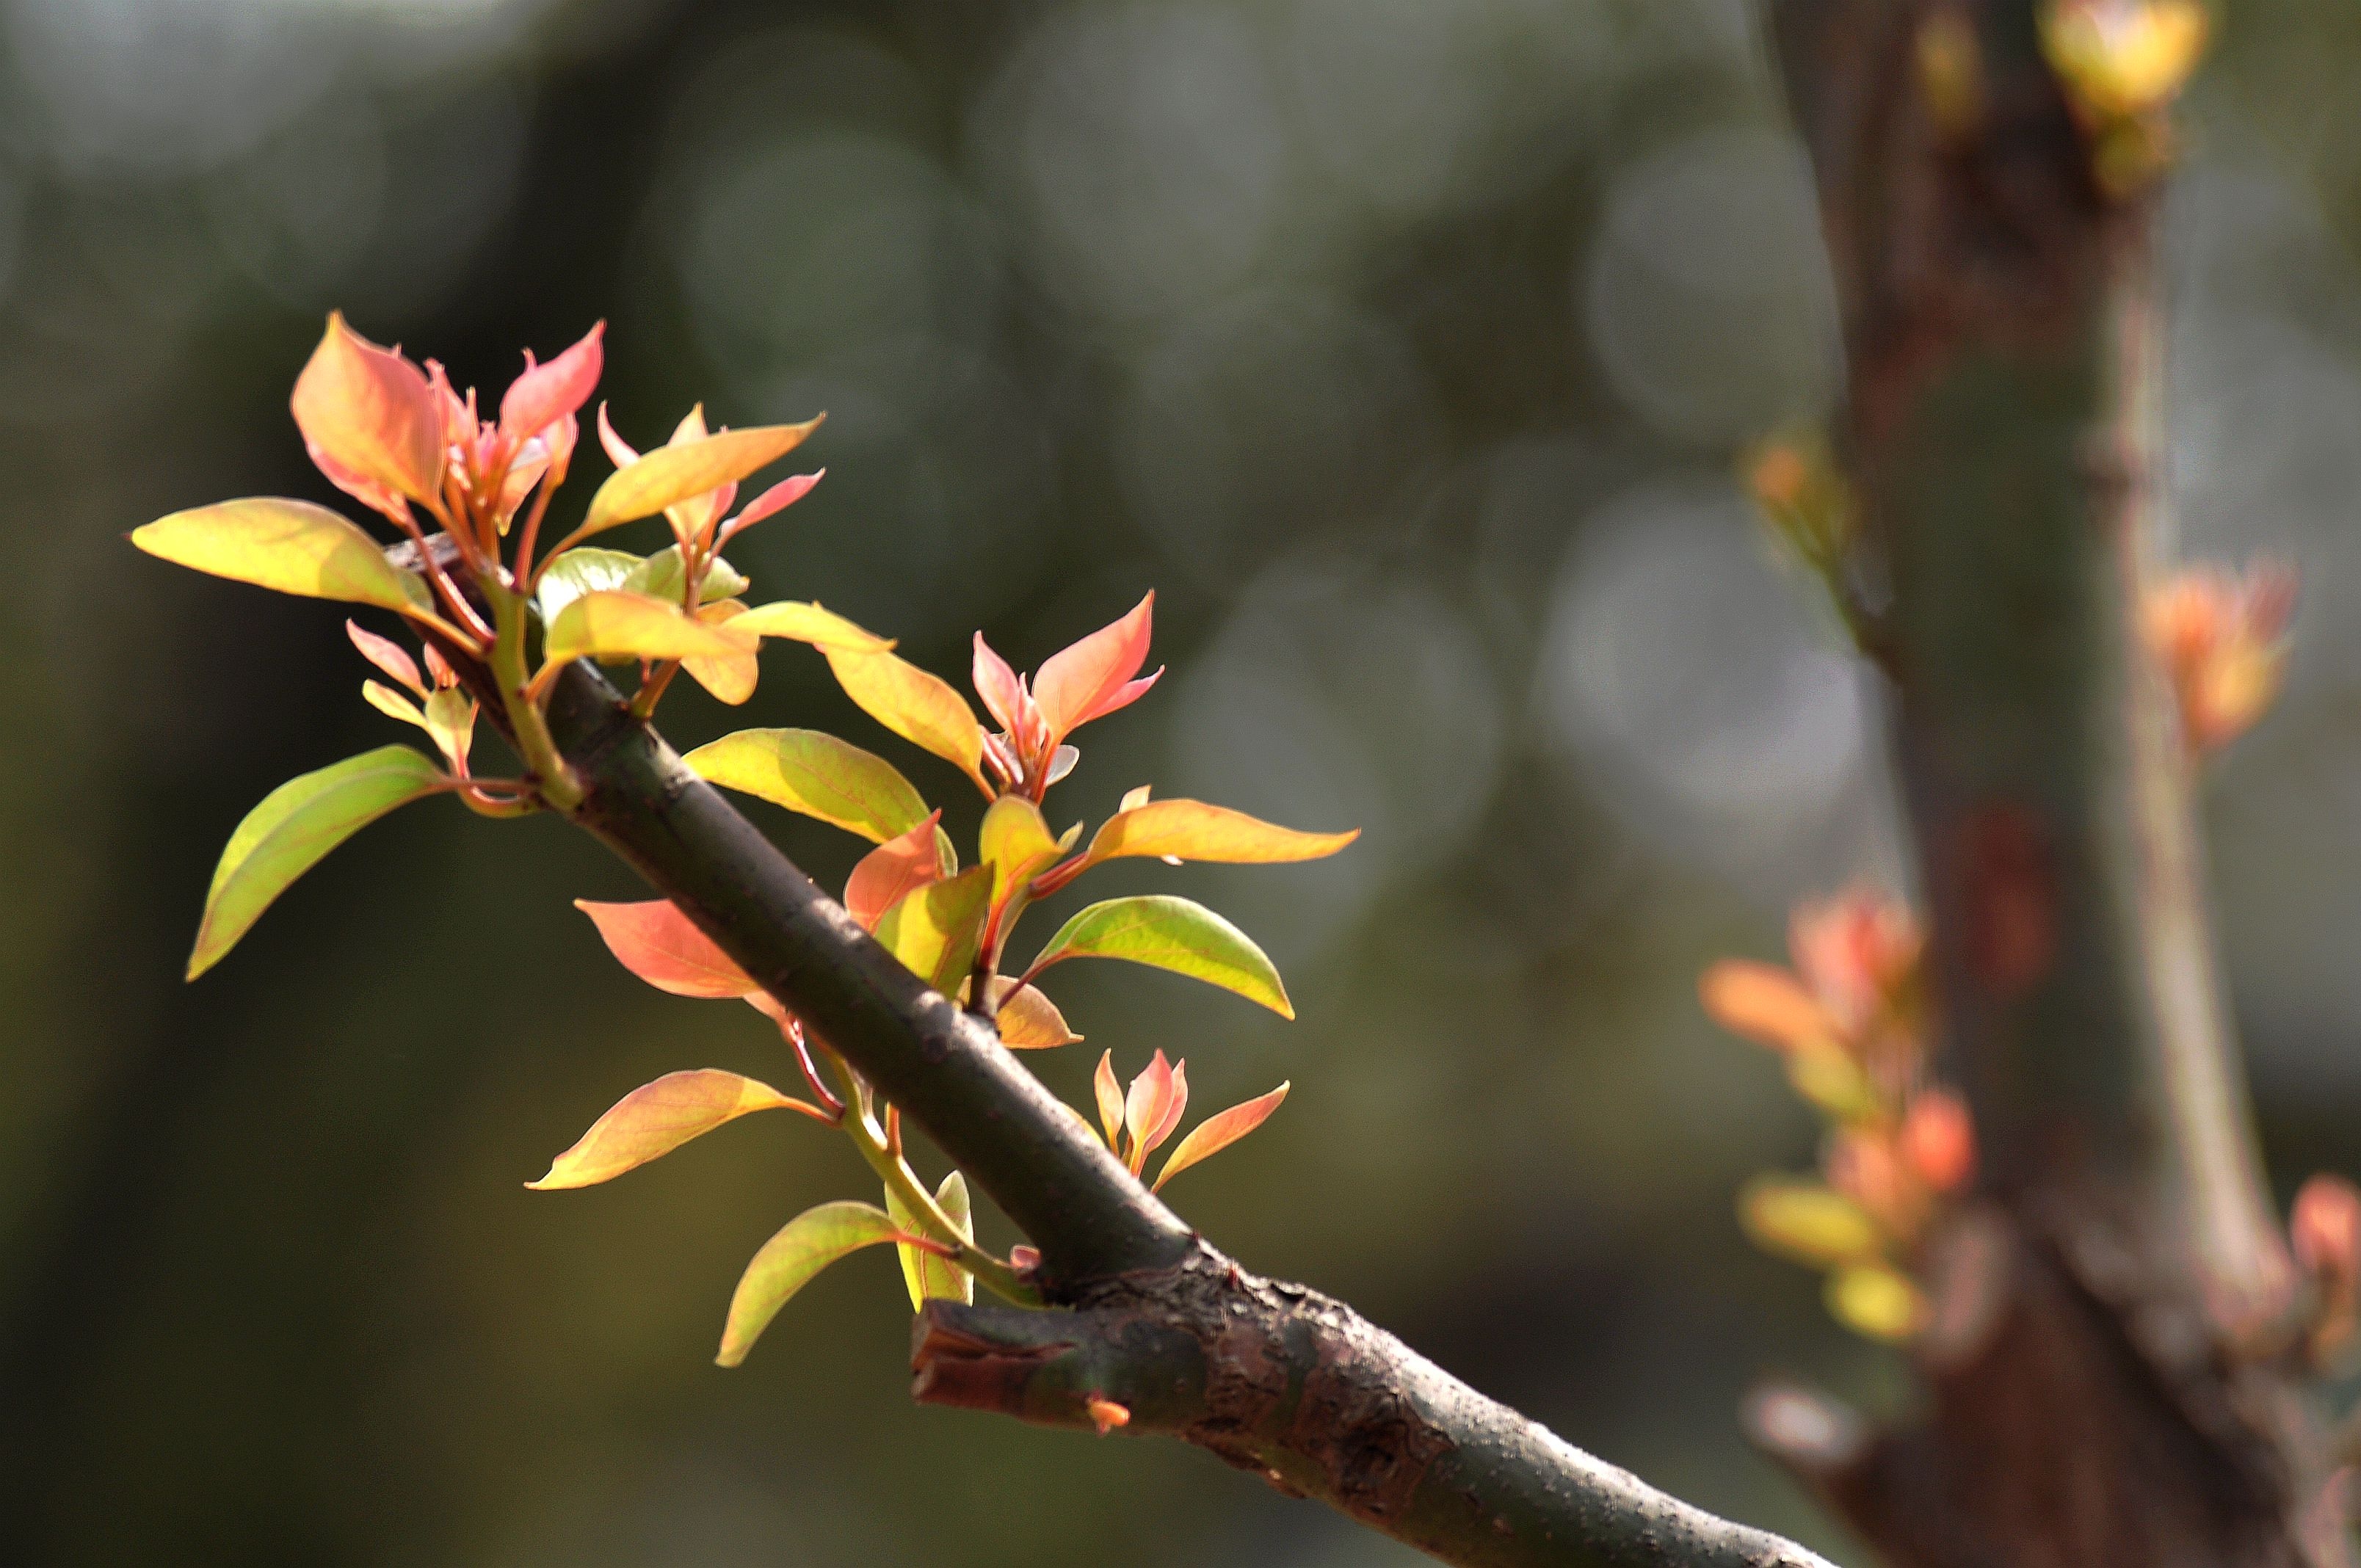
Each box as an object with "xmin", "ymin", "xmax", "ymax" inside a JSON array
[
  {"xmin": 683, "ymin": 728, "xmax": 930, "ymax": 844},
  {"xmin": 622, "ymin": 545, "xmax": 748, "ymax": 605},
  {"xmin": 134, "ymin": 497, "xmax": 429, "ymax": 617},
  {"xmin": 188, "ymin": 744, "xmax": 443, "ymax": 979},
  {"xmin": 582, "ymin": 419, "xmax": 824, "ymax": 540},
  {"xmin": 874, "ymin": 865, "xmax": 991, "ymax": 995},
  {"xmin": 1024, "ymin": 895, "xmax": 1293, "ymax": 1017},
  {"xmin": 534, "ymin": 547, "xmax": 642, "ymax": 620},
  {"xmin": 716, "ymin": 1200, "xmax": 907, "ymax": 1368},
  {"xmin": 528, "ymin": 1070, "xmax": 819, "ymax": 1189},
  {"xmin": 730, "ymin": 600, "xmax": 893, "ymax": 651},
  {"xmin": 543, "ymin": 589, "xmax": 756, "ymax": 665},
  {"xmin": 886, "ymin": 1169, "xmax": 973, "ymax": 1310}
]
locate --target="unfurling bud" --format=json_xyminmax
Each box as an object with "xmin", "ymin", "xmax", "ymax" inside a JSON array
[
  {"xmin": 2293, "ymin": 1173, "xmax": 2361, "ymax": 1362},
  {"xmin": 1085, "ymin": 1396, "xmax": 1131, "ymax": 1435},
  {"xmin": 2145, "ymin": 562, "xmax": 2297, "ymax": 757},
  {"xmin": 1901, "ymin": 1089, "xmax": 1977, "ymax": 1194}
]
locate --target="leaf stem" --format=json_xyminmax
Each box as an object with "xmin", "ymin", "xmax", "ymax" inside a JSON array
[
  {"xmin": 488, "ymin": 587, "xmax": 584, "ymax": 813},
  {"xmin": 838, "ymin": 1081, "xmax": 1039, "ymax": 1307}
]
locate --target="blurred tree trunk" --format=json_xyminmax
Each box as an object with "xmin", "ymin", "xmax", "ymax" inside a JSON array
[{"xmin": 1763, "ymin": 3, "xmax": 2348, "ymax": 1563}]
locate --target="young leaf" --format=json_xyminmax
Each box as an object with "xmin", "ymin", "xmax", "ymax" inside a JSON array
[
  {"xmin": 1824, "ymin": 1263, "xmax": 1926, "ymax": 1343},
  {"xmin": 874, "ymin": 865, "xmax": 992, "ymax": 995},
  {"xmin": 1093, "ymin": 1050, "xmax": 1125, "ymax": 1149},
  {"xmin": 573, "ymin": 898, "xmax": 757, "ymax": 998},
  {"xmin": 622, "ymin": 545, "xmax": 749, "ymax": 606},
  {"xmin": 822, "ymin": 647, "xmax": 987, "ymax": 789},
  {"xmin": 886, "ymin": 1169, "xmax": 974, "ymax": 1310},
  {"xmin": 1025, "ymin": 896, "xmax": 1294, "ymax": 1018},
  {"xmin": 347, "ymin": 619, "xmax": 424, "ymax": 696},
  {"xmin": 1033, "ymin": 592, "xmax": 1157, "ymax": 741},
  {"xmin": 1700, "ymin": 960, "xmax": 1837, "ymax": 1056},
  {"xmin": 580, "ymin": 418, "xmax": 824, "ymax": 541},
  {"xmin": 845, "ymin": 812, "xmax": 951, "ymax": 932},
  {"xmin": 543, "ymin": 589, "xmax": 758, "ymax": 666},
  {"xmin": 363, "ymin": 680, "xmax": 427, "ymax": 728},
  {"xmin": 499, "ymin": 321, "xmax": 605, "ymax": 442},
  {"xmin": 528, "ymin": 1070, "xmax": 821, "ymax": 1190},
  {"xmin": 721, "ymin": 470, "xmax": 823, "ymax": 544},
  {"xmin": 683, "ymin": 728, "xmax": 930, "ymax": 844},
  {"xmin": 730, "ymin": 601, "xmax": 893, "ymax": 651},
  {"xmin": 716, "ymin": 1200, "xmax": 910, "ymax": 1368},
  {"xmin": 1124, "ymin": 1051, "xmax": 1186, "ymax": 1172},
  {"xmin": 1738, "ymin": 1177, "xmax": 1882, "ymax": 1267},
  {"xmin": 290, "ymin": 313, "xmax": 446, "ymax": 509},
  {"xmin": 1085, "ymin": 799, "xmax": 1358, "ymax": 868},
  {"xmin": 986, "ymin": 978, "xmax": 1081, "ymax": 1048},
  {"xmin": 423, "ymin": 688, "xmax": 474, "ymax": 771},
  {"xmin": 683, "ymin": 601, "xmax": 760, "ymax": 705},
  {"xmin": 134, "ymin": 498, "xmax": 430, "ymax": 617},
  {"xmin": 188, "ymin": 744, "xmax": 444, "ymax": 979},
  {"xmin": 1153, "ymin": 1082, "xmax": 1289, "ymax": 1191},
  {"xmin": 534, "ymin": 547, "xmax": 642, "ymax": 620},
  {"xmin": 979, "ymin": 795, "xmax": 1062, "ymax": 903}
]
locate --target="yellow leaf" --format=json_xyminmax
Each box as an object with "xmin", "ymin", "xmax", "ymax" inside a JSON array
[
  {"xmin": 1825, "ymin": 1264, "xmax": 1927, "ymax": 1343},
  {"xmin": 528, "ymin": 1070, "xmax": 819, "ymax": 1189},
  {"xmin": 730, "ymin": 600, "xmax": 894, "ymax": 651},
  {"xmin": 1738, "ymin": 1176, "xmax": 1882, "ymax": 1267},
  {"xmin": 686, "ymin": 727, "xmax": 931, "ymax": 844},
  {"xmin": 986, "ymin": 978, "xmax": 1081, "ymax": 1048},
  {"xmin": 887, "ymin": 1169, "xmax": 973, "ymax": 1310},
  {"xmin": 822, "ymin": 647, "xmax": 987, "ymax": 790},
  {"xmin": 543, "ymin": 589, "xmax": 758, "ymax": 666},
  {"xmin": 684, "ymin": 599, "xmax": 760, "ymax": 706},
  {"xmin": 134, "ymin": 498, "xmax": 431, "ymax": 617},
  {"xmin": 874, "ymin": 865, "xmax": 991, "ymax": 995},
  {"xmin": 1087, "ymin": 799, "xmax": 1357, "ymax": 868},
  {"xmin": 363, "ymin": 680, "xmax": 426, "ymax": 728},
  {"xmin": 580, "ymin": 418, "xmax": 824, "ymax": 539},
  {"xmin": 981, "ymin": 795, "xmax": 1062, "ymax": 904}
]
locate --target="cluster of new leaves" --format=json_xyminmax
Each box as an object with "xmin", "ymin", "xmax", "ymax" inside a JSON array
[
  {"xmin": 2144, "ymin": 560, "xmax": 2296, "ymax": 759},
  {"xmin": 132, "ymin": 316, "xmax": 1355, "ymax": 1372},
  {"xmin": 1702, "ymin": 890, "xmax": 1976, "ymax": 1342}
]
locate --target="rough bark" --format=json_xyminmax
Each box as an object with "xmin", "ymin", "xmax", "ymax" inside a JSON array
[{"xmin": 1761, "ymin": 3, "xmax": 2344, "ymax": 1563}]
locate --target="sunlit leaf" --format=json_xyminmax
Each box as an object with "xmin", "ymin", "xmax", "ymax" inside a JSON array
[
  {"xmin": 347, "ymin": 618, "xmax": 424, "ymax": 696},
  {"xmin": 423, "ymin": 688, "xmax": 474, "ymax": 771},
  {"xmin": 580, "ymin": 418, "xmax": 824, "ymax": 540},
  {"xmin": 623, "ymin": 545, "xmax": 749, "ymax": 606},
  {"xmin": 980, "ymin": 795, "xmax": 1062, "ymax": 904},
  {"xmin": 874, "ymin": 865, "xmax": 991, "ymax": 995},
  {"xmin": 363, "ymin": 680, "xmax": 426, "ymax": 728},
  {"xmin": 574, "ymin": 898, "xmax": 757, "ymax": 998},
  {"xmin": 1086, "ymin": 800, "xmax": 1357, "ymax": 869},
  {"xmin": 886, "ymin": 1169, "xmax": 973, "ymax": 1310},
  {"xmin": 683, "ymin": 600, "xmax": 760, "ymax": 705},
  {"xmin": 1699, "ymin": 960, "xmax": 1837, "ymax": 1056},
  {"xmin": 499, "ymin": 321, "xmax": 604, "ymax": 441},
  {"xmin": 1786, "ymin": 1048, "xmax": 1880, "ymax": 1122},
  {"xmin": 534, "ymin": 547, "xmax": 642, "ymax": 620},
  {"xmin": 720, "ymin": 470, "xmax": 823, "ymax": 544},
  {"xmin": 543, "ymin": 589, "xmax": 757, "ymax": 666},
  {"xmin": 187, "ymin": 744, "xmax": 443, "ymax": 979},
  {"xmin": 716, "ymin": 1200, "xmax": 910, "ymax": 1367},
  {"xmin": 1738, "ymin": 1177, "xmax": 1882, "ymax": 1267},
  {"xmin": 1093, "ymin": 1050, "xmax": 1125, "ymax": 1148},
  {"xmin": 845, "ymin": 812, "xmax": 951, "ymax": 931},
  {"xmin": 134, "ymin": 498, "xmax": 430, "ymax": 617},
  {"xmin": 528, "ymin": 1070, "xmax": 819, "ymax": 1190},
  {"xmin": 1153, "ymin": 1081, "xmax": 1288, "ymax": 1191},
  {"xmin": 731, "ymin": 600, "xmax": 893, "ymax": 651},
  {"xmin": 971, "ymin": 633, "xmax": 1026, "ymax": 732},
  {"xmin": 987, "ymin": 978, "xmax": 1080, "ymax": 1048},
  {"xmin": 684, "ymin": 728, "xmax": 930, "ymax": 844},
  {"xmin": 1124, "ymin": 1050, "xmax": 1186, "ymax": 1172},
  {"xmin": 1026, "ymin": 896, "xmax": 1292, "ymax": 1017},
  {"xmin": 1825, "ymin": 1264, "xmax": 1926, "ymax": 1343},
  {"xmin": 822, "ymin": 647, "xmax": 987, "ymax": 788},
  {"xmin": 1033, "ymin": 592, "xmax": 1157, "ymax": 740},
  {"xmin": 291, "ymin": 313, "xmax": 446, "ymax": 509}
]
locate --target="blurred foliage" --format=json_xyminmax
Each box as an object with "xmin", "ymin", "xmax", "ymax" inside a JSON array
[{"xmin": 2, "ymin": 1, "xmax": 2358, "ymax": 1564}]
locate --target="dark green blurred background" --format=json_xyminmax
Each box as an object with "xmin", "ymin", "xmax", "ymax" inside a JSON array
[{"xmin": 3, "ymin": 1, "xmax": 2357, "ymax": 1563}]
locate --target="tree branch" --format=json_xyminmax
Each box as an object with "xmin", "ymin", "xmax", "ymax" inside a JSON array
[{"xmin": 510, "ymin": 658, "xmax": 1835, "ymax": 1568}]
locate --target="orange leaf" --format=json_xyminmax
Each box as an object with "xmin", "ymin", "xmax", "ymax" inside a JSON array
[
  {"xmin": 987, "ymin": 978, "xmax": 1081, "ymax": 1048},
  {"xmin": 346, "ymin": 618, "xmax": 424, "ymax": 697},
  {"xmin": 499, "ymin": 321, "xmax": 604, "ymax": 443},
  {"xmin": 683, "ymin": 599, "xmax": 761, "ymax": 706},
  {"xmin": 1698, "ymin": 959, "xmax": 1835, "ymax": 1056},
  {"xmin": 575, "ymin": 898, "xmax": 756, "ymax": 998},
  {"xmin": 1093, "ymin": 1050, "xmax": 1125, "ymax": 1150},
  {"xmin": 1153, "ymin": 1081, "xmax": 1288, "ymax": 1191},
  {"xmin": 1032, "ymin": 592, "xmax": 1158, "ymax": 741},
  {"xmin": 527, "ymin": 1068, "xmax": 819, "ymax": 1189},
  {"xmin": 846, "ymin": 811, "xmax": 952, "ymax": 932},
  {"xmin": 291, "ymin": 313, "xmax": 446, "ymax": 514},
  {"xmin": 1086, "ymin": 799, "xmax": 1357, "ymax": 868}
]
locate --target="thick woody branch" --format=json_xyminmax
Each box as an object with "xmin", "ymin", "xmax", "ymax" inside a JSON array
[{"xmin": 491, "ymin": 658, "xmax": 1835, "ymax": 1568}]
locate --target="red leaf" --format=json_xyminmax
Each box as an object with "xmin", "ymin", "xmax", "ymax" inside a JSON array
[
  {"xmin": 346, "ymin": 618, "xmax": 424, "ymax": 697},
  {"xmin": 721, "ymin": 470, "xmax": 823, "ymax": 544},
  {"xmin": 500, "ymin": 321, "xmax": 605, "ymax": 444},
  {"xmin": 575, "ymin": 898, "xmax": 757, "ymax": 998},
  {"xmin": 845, "ymin": 810, "xmax": 948, "ymax": 932},
  {"xmin": 971, "ymin": 632, "xmax": 1027, "ymax": 734},
  {"xmin": 291, "ymin": 313, "xmax": 446, "ymax": 513},
  {"xmin": 1032, "ymin": 592, "xmax": 1153, "ymax": 742}
]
